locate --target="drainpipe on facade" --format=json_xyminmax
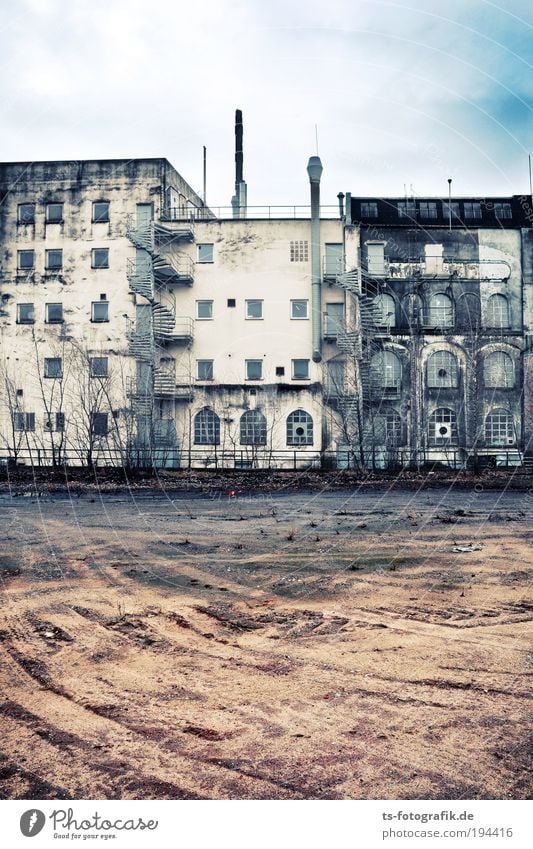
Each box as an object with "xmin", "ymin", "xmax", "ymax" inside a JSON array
[{"xmin": 308, "ymin": 156, "xmax": 323, "ymax": 363}]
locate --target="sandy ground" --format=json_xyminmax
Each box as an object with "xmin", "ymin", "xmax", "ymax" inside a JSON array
[{"xmin": 0, "ymin": 486, "xmax": 531, "ymax": 800}]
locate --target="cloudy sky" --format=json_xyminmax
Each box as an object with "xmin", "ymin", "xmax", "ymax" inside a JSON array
[{"xmin": 1, "ymin": 0, "xmax": 532, "ymax": 208}]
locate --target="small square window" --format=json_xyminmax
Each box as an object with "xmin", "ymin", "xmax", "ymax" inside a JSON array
[
  {"xmin": 276, "ymin": 366, "xmax": 285, "ymax": 376},
  {"xmin": 92, "ymin": 301, "xmax": 109, "ymax": 322},
  {"xmin": 398, "ymin": 201, "xmax": 416, "ymax": 218},
  {"xmin": 17, "ymin": 303, "xmax": 35, "ymax": 323},
  {"xmin": 227, "ymin": 298, "xmax": 236, "ymax": 308},
  {"xmin": 291, "ymin": 300, "xmax": 308, "ymax": 319},
  {"xmin": 44, "ymin": 357, "xmax": 62, "ymax": 379},
  {"xmin": 290, "ymin": 241, "xmax": 309, "ymax": 262},
  {"xmin": 45, "ymin": 249, "xmax": 63, "ymax": 271},
  {"xmin": 18, "ymin": 250, "xmax": 35, "ymax": 271},
  {"xmin": 92, "ymin": 248, "xmax": 109, "ymax": 269},
  {"xmin": 246, "ymin": 299, "xmax": 263, "ymax": 319},
  {"xmin": 92, "ymin": 201, "xmax": 109, "ymax": 223},
  {"xmin": 360, "ymin": 202, "xmax": 378, "ymax": 217},
  {"xmin": 18, "ymin": 203, "xmax": 35, "ymax": 224},
  {"xmin": 91, "ymin": 412, "xmax": 108, "ymax": 436},
  {"xmin": 197, "ymin": 244, "xmax": 214, "ymax": 263},
  {"xmin": 45, "ymin": 303, "xmax": 63, "ymax": 323},
  {"xmin": 494, "ymin": 202, "xmax": 512, "ymax": 220},
  {"xmin": 197, "ymin": 359, "xmax": 214, "ymax": 380},
  {"xmin": 246, "ymin": 360, "xmax": 263, "ymax": 380},
  {"xmin": 463, "ymin": 202, "xmax": 482, "ymax": 219},
  {"xmin": 419, "ymin": 202, "xmax": 438, "ymax": 219},
  {"xmin": 196, "ymin": 300, "xmax": 213, "ymax": 320},
  {"xmin": 292, "ymin": 359, "xmax": 310, "ymax": 380},
  {"xmin": 90, "ymin": 357, "xmax": 108, "ymax": 377},
  {"xmin": 14, "ymin": 412, "xmax": 35, "ymax": 432},
  {"xmin": 46, "ymin": 203, "xmax": 63, "ymax": 224}
]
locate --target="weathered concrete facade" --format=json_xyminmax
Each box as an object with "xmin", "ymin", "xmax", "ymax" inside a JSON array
[{"xmin": 0, "ymin": 158, "xmax": 531, "ymax": 468}]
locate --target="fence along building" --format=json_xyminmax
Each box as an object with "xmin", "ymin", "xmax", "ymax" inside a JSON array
[{"xmin": 0, "ymin": 150, "xmax": 532, "ymax": 470}]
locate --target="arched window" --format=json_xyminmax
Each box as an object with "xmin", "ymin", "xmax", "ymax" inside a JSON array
[
  {"xmin": 374, "ymin": 293, "xmax": 396, "ymax": 327},
  {"xmin": 427, "ymin": 350, "xmax": 459, "ymax": 388},
  {"xmin": 485, "ymin": 409, "xmax": 515, "ymax": 446},
  {"xmin": 240, "ymin": 410, "xmax": 267, "ymax": 445},
  {"xmin": 458, "ymin": 293, "xmax": 481, "ymax": 331},
  {"xmin": 486, "ymin": 294, "xmax": 510, "ymax": 329},
  {"xmin": 429, "ymin": 408, "xmax": 458, "ymax": 445},
  {"xmin": 427, "ymin": 293, "xmax": 454, "ymax": 328},
  {"xmin": 193, "ymin": 407, "xmax": 220, "ymax": 445},
  {"xmin": 385, "ymin": 409, "xmax": 402, "ymax": 447},
  {"xmin": 287, "ymin": 409, "xmax": 313, "ymax": 445},
  {"xmin": 370, "ymin": 351, "xmax": 401, "ymax": 393},
  {"xmin": 484, "ymin": 351, "xmax": 514, "ymax": 388}
]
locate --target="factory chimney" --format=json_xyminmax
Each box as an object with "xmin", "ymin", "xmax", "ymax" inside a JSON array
[{"xmin": 231, "ymin": 109, "xmax": 247, "ymax": 218}]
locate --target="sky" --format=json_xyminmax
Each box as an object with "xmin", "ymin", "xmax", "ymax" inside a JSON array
[{"xmin": 1, "ymin": 0, "xmax": 532, "ymax": 208}]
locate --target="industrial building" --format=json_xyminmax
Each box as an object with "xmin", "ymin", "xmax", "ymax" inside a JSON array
[{"xmin": 1, "ymin": 121, "xmax": 532, "ymax": 469}]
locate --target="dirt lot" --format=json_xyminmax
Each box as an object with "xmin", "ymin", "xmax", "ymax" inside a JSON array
[{"xmin": 0, "ymin": 486, "xmax": 531, "ymax": 800}]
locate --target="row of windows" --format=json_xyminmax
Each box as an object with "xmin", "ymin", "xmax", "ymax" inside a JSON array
[
  {"xmin": 17, "ymin": 299, "xmax": 109, "ymax": 324},
  {"xmin": 196, "ymin": 299, "xmax": 309, "ymax": 320},
  {"xmin": 194, "ymin": 408, "xmax": 314, "ymax": 445},
  {"xmin": 16, "ymin": 248, "xmax": 109, "ymax": 272},
  {"xmin": 360, "ymin": 201, "xmax": 513, "ymax": 221},
  {"xmin": 17, "ymin": 201, "xmax": 110, "ymax": 225},
  {"xmin": 367, "ymin": 350, "xmax": 516, "ymax": 390},
  {"xmin": 196, "ymin": 359, "xmax": 311, "ymax": 381},
  {"xmin": 372, "ymin": 292, "xmax": 512, "ymax": 329},
  {"xmin": 13, "ymin": 411, "xmax": 109, "ymax": 435},
  {"xmin": 363, "ymin": 408, "xmax": 516, "ymax": 448},
  {"xmin": 38, "ymin": 357, "xmax": 109, "ymax": 379}
]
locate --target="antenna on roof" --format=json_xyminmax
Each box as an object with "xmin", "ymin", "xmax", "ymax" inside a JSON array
[
  {"xmin": 447, "ymin": 178, "xmax": 452, "ymax": 231},
  {"xmin": 315, "ymin": 124, "xmax": 319, "ymax": 156},
  {"xmin": 529, "ymin": 154, "xmax": 532, "ymax": 201}
]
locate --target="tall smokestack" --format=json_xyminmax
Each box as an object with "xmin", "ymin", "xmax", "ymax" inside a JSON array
[
  {"xmin": 231, "ymin": 109, "xmax": 247, "ymax": 218},
  {"xmin": 308, "ymin": 155, "xmax": 323, "ymax": 363}
]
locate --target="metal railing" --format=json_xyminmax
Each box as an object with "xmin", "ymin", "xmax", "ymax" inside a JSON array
[
  {"xmin": 161, "ymin": 204, "xmax": 343, "ymax": 221},
  {"xmin": 380, "ymin": 257, "xmax": 511, "ymax": 281}
]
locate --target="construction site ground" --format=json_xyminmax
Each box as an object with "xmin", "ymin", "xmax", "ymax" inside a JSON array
[{"xmin": 0, "ymin": 486, "xmax": 531, "ymax": 800}]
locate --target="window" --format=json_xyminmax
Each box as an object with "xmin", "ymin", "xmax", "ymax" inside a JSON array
[
  {"xmin": 397, "ymin": 200, "xmax": 416, "ymax": 219},
  {"xmin": 291, "ymin": 299, "xmax": 309, "ymax": 319},
  {"xmin": 427, "ymin": 350, "xmax": 459, "ymax": 388},
  {"xmin": 91, "ymin": 412, "xmax": 108, "ymax": 436},
  {"xmin": 44, "ymin": 412, "xmax": 64, "ymax": 432},
  {"xmin": 370, "ymin": 351, "xmax": 401, "ymax": 393},
  {"xmin": 287, "ymin": 409, "xmax": 313, "ymax": 445},
  {"xmin": 45, "ymin": 303, "xmax": 63, "ymax": 323},
  {"xmin": 18, "ymin": 203, "xmax": 35, "ymax": 224},
  {"xmin": 196, "ymin": 300, "xmax": 213, "ymax": 320},
  {"xmin": 196, "ymin": 359, "xmax": 214, "ymax": 380},
  {"xmin": 494, "ymin": 202, "xmax": 512, "ymax": 221},
  {"xmin": 13, "ymin": 412, "xmax": 35, "ymax": 432},
  {"xmin": 324, "ymin": 303, "xmax": 344, "ymax": 336},
  {"xmin": 91, "ymin": 248, "xmax": 109, "ymax": 269},
  {"xmin": 385, "ymin": 410, "xmax": 402, "ymax": 447},
  {"xmin": 486, "ymin": 294, "xmax": 510, "ymax": 328},
  {"xmin": 246, "ymin": 360, "xmax": 263, "ymax": 380},
  {"xmin": 419, "ymin": 201, "xmax": 438, "ymax": 219},
  {"xmin": 429, "ymin": 408, "xmax": 458, "ymax": 445},
  {"xmin": 276, "ymin": 366, "xmax": 285, "ymax": 376},
  {"xmin": 197, "ymin": 244, "xmax": 214, "ymax": 263},
  {"xmin": 227, "ymin": 298, "xmax": 236, "ymax": 308},
  {"xmin": 426, "ymin": 293, "xmax": 454, "ymax": 328},
  {"xmin": 92, "ymin": 201, "xmax": 109, "ymax": 223},
  {"xmin": 374, "ymin": 293, "xmax": 396, "ymax": 327},
  {"xmin": 443, "ymin": 202, "xmax": 461, "ymax": 221},
  {"xmin": 240, "ymin": 410, "xmax": 267, "ymax": 445},
  {"xmin": 44, "ymin": 357, "xmax": 62, "ymax": 379},
  {"xmin": 17, "ymin": 303, "xmax": 35, "ymax": 324},
  {"xmin": 326, "ymin": 360, "xmax": 345, "ymax": 397},
  {"xmin": 290, "ymin": 241, "xmax": 309, "ymax": 262},
  {"xmin": 292, "ymin": 359, "xmax": 310, "ymax": 380},
  {"xmin": 246, "ymin": 299, "xmax": 263, "ymax": 319},
  {"xmin": 463, "ymin": 202, "xmax": 481, "ymax": 220},
  {"xmin": 18, "ymin": 250, "xmax": 35, "ymax": 271},
  {"xmin": 91, "ymin": 301, "xmax": 109, "ymax": 322},
  {"xmin": 360, "ymin": 202, "xmax": 378, "ymax": 217},
  {"xmin": 46, "ymin": 203, "xmax": 63, "ymax": 223},
  {"xmin": 366, "ymin": 243, "xmax": 385, "ymax": 275},
  {"xmin": 324, "ymin": 244, "xmax": 343, "ymax": 276},
  {"xmin": 484, "ymin": 351, "xmax": 514, "ymax": 388},
  {"xmin": 90, "ymin": 357, "xmax": 108, "ymax": 378},
  {"xmin": 45, "ymin": 249, "xmax": 63, "ymax": 271},
  {"xmin": 194, "ymin": 407, "xmax": 220, "ymax": 444},
  {"xmin": 485, "ymin": 409, "xmax": 514, "ymax": 446}
]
